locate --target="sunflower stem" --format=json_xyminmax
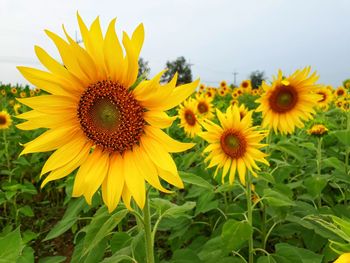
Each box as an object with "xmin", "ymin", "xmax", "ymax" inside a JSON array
[
  {"xmin": 246, "ymin": 171, "xmax": 254, "ymax": 263},
  {"xmin": 2, "ymin": 130, "xmax": 11, "ymax": 174},
  {"xmin": 316, "ymin": 137, "xmax": 323, "ymax": 208},
  {"xmin": 143, "ymin": 191, "xmax": 155, "ymax": 263}
]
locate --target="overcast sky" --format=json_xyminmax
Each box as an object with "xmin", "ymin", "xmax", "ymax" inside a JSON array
[{"xmin": 1, "ymin": 0, "xmax": 349, "ymax": 87}]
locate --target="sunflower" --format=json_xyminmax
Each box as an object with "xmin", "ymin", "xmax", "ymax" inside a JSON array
[
  {"xmin": 218, "ymin": 88, "xmax": 226, "ymax": 96},
  {"xmin": 315, "ymin": 86, "xmax": 332, "ymax": 110},
  {"xmin": 220, "ymin": 80, "xmax": 227, "ymax": 88},
  {"xmin": 307, "ymin": 124, "xmax": 328, "ymax": 136},
  {"xmin": 34, "ymin": 87, "xmax": 41, "ymax": 94},
  {"xmin": 20, "ymin": 91, "xmax": 27, "ymax": 98},
  {"xmin": 256, "ymin": 67, "xmax": 321, "ymax": 134},
  {"xmin": 230, "ymin": 99, "xmax": 238, "ymax": 106},
  {"xmin": 200, "ymin": 105, "xmax": 268, "ymax": 184},
  {"xmin": 251, "ymin": 89, "xmax": 259, "ymax": 96},
  {"xmin": 195, "ymin": 94, "xmax": 214, "ymax": 119},
  {"xmin": 0, "ymin": 89, "xmax": 6, "ymax": 96},
  {"xmin": 178, "ymin": 98, "xmax": 201, "ymax": 137},
  {"xmin": 342, "ymin": 100, "xmax": 349, "ymax": 112},
  {"xmin": 335, "ymin": 99, "xmax": 343, "ymax": 109},
  {"xmin": 0, "ymin": 111, "xmax": 12, "ymax": 129},
  {"xmin": 240, "ymin": 80, "xmax": 252, "ymax": 93},
  {"xmin": 16, "ymin": 14, "xmax": 198, "ymax": 212},
  {"xmin": 335, "ymin": 86, "xmax": 347, "ymax": 98},
  {"xmin": 199, "ymin": 83, "xmax": 206, "ymax": 91},
  {"xmin": 205, "ymin": 89, "xmax": 215, "ymax": 99},
  {"xmin": 29, "ymin": 90, "xmax": 36, "ymax": 96},
  {"xmin": 11, "ymin": 88, "xmax": 17, "ymax": 94}
]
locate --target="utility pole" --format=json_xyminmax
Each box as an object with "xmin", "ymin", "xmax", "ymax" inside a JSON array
[{"xmin": 233, "ymin": 71, "xmax": 239, "ymax": 85}]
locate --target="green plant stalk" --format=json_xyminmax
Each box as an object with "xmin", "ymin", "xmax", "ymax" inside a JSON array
[
  {"xmin": 2, "ymin": 130, "xmax": 11, "ymax": 173},
  {"xmin": 316, "ymin": 137, "xmax": 323, "ymax": 207},
  {"xmin": 143, "ymin": 192, "xmax": 155, "ymax": 263},
  {"xmin": 246, "ymin": 171, "xmax": 254, "ymax": 263}
]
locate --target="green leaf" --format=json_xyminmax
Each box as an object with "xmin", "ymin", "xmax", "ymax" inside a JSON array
[
  {"xmin": 0, "ymin": 227, "xmax": 23, "ymax": 262},
  {"xmin": 221, "ymin": 219, "xmax": 253, "ymax": 251},
  {"xmin": 263, "ymin": 189, "xmax": 295, "ymax": 207},
  {"xmin": 82, "ymin": 208, "xmax": 128, "ymax": 257},
  {"xmin": 179, "ymin": 171, "xmax": 213, "ymax": 190},
  {"xmin": 44, "ymin": 197, "xmax": 86, "ymax": 241},
  {"xmin": 304, "ymin": 175, "xmax": 329, "ymax": 198},
  {"xmin": 164, "ymin": 201, "xmax": 196, "ymax": 219},
  {"xmin": 16, "ymin": 246, "xmax": 34, "ymax": 263},
  {"xmin": 110, "ymin": 232, "xmax": 132, "ymax": 254},
  {"xmin": 38, "ymin": 256, "xmax": 66, "ymax": 263},
  {"xmin": 332, "ymin": 130, "xmax": 350, "ymax": 147},
  {"xmin": 171, "ymin": 248, "xmax": 202, "ymax": 263},
  {"xmin": 18, "ymin": 206, "xmax": 34, "ymax": 217},
  {"xmin": 101, "ymin": 254, "xmax": 135, "ymax": 263},
  {"xmin": 275, "ymin": 243, "xmax": 323, "ymax": 263},
  {"xmin": 257, "ymin": 255, "xmax": 277, "ymax": 263}
]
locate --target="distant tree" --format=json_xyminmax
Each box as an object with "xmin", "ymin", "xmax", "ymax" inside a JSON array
[
  {"xmin": 138, "ymin": 57, "xmax": 150, "ymax": 79},
  {"xmin": 249, "ymin": 70, "xmax": 266, "ymax": 89},
  {"xmin": 161, "ymin": 56, "xmax": 192, "ymax": 85}
]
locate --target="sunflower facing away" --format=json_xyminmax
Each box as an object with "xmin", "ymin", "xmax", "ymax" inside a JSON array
[
  {"xmin": 0, "ymin": 111, "xmax": 12, "ymax": 129},
  {"xmin": 256, "ymin": 67, "xmax": 321, "ymax": 134},
  {"xmin": 200, "ymin": 105, "xmax": 268, "ymax": 185},
  {"xmin": 178, "ymin": 98, "xmax": 202, "ymax": 137},
  {"xmin": 16, "ymin": 14, "xmax": 199, "ymax": 212}
]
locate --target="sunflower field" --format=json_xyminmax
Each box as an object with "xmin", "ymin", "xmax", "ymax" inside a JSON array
[{"xmin": 1, "ymin": 15, "xmax": 350, "ymax": 263}]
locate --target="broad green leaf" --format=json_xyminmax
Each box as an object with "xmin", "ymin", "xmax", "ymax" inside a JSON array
[
  {"xmin": 333, "ymin": 130, "xmax": 350, "ymax": 147},
  {"xmin": 0, "ymin": 227, "xmax": 23, "ymax": 263},
  {"xmin": 82, "ymin": 208, "xmax": 128, "ymax": 257},
  {"xmin": 304, "ymin": 175, "xmax": 329, "ymax": 198},
  {"xmin": 172, "ymin": 248, "xmax": 202, "ymax": 263},
  {"xmin": 101, "ymin": 254, "xmax": 135, "ymax": 263},
  {"xmin": 257, "ymin": 255, "xmax": 277, "ymax": 263},
  {"xmin": 263, "ymin": 189, "xmax": 295, "ymax": 207},
  {"xmin": 221, "ymin": 219, "xmax": 252, "ymax": 251},
  {"xmin": 18, "ymin": 205, "xmax": 34, "ymax": 217},
  {"xmin": 179, "ymin": 171, "xmax": 213, "ymax": 190},
  {"xmin": 44, "ymin": 197, "xmax": 86, "ymax": 241},
  {"xmin": 275, "ymin": 243, "xmax": 323, "ymax": 263},
  {"xmin": 110, "ymin": 232, "xmax": 132, "ymax": 254},
  {"xmin": 16, "ymin": 246, "xmax": 34, "ymax": 263}
]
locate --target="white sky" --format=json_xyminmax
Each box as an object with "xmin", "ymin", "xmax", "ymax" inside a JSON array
[{"xmin": 1, "ymin": 0, "xmax": 350, "ymax": 87}]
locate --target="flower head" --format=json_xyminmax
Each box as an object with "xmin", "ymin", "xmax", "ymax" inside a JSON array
[
  {"xmin": 17, "ymin": 14, "xmax": 198, "ymax": 212},
  {"xmin": 0, "ymin": 111, "xmax": 12, "ymax": 129}
]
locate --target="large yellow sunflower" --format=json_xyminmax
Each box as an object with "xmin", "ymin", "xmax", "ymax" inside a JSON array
[
  {"xmin": 256, "ymin": 67, "xmax": 321, "ymax": 134},
  {"xmin": 200, "ymin": 105, "xmax": 268, "ymax": 185},
  {"xmin": 178, "ymin": 98, "xmax": 202, "ymax": 137},
  {"xmin": 315, "ymin": 86, "xmax": 332, "ymax": 110},
  {"xmin": 195, "ymin": 94, "xmax": 214, "ymax": 119},
  {"xmin": 16, "ymin": 14, "xmax": 198, "ymax": 212},
  {"xmin": 0, "ymin": 111, "xmax": 12, "ymax": 129}
]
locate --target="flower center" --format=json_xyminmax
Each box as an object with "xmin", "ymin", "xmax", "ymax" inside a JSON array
[
  {"xmin": 197, "ymin": 102, "xmax": 209, "ymax": 114},
  {"xmin": 242, "ymin": 82, "xmax": 249, "ymax": 88},
  {"xmin": 337, "ymin": 89, "xmax": 345, "ymax": 96},
  {"xmin": 184, "ymin": 110, "xmax": 196, "ymax": 126},
  {"xmin": 0, "ymin": 115, "xmax": 6, "ymax": 125},
  {"xmin": 317, "ymin": 92, "xmax": 326, "ymax": 102},
  {"xmin": 269, "ymin": 85, "xmax": 298, "ymax": 113},
  {"xmin": 77, "ymin": 80, "xmax": 145, "ymax": 154},
  {"xmin": 220, "ymin": 129, "xmax": 247, "ymax": 159}
]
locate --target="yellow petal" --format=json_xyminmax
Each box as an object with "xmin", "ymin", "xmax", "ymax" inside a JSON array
[
  {"xmin": 122, "ymin": 184, "xmax": 132, "ymax": 210},
  {"xmin": 157, "ymin": 167, "xmax": 184, "ymax": 188},
  {"xmin": 144, "ymin": 111, "xmax": 176, "ymax": 129},
  {"xmin": 229, "ymin": 159, "xmax": 237, "ymax": 184},
  {"xmin": 102, "ymin": 153, "xmax": 124, "ymax": 213},
  {"xmin": 144, "ymin": 126, "xmax": 195, "ymax": 153},
  {"xmin": 123, "ymin": 150, "xmax": 146, "ymax": 209},
  {"xmin": 237, "ymin": 158, "xmax": 247, "ymax": 185},
  {"xmin": 121, "ymin": 32, "xmax": 138, "ymax": 88}
]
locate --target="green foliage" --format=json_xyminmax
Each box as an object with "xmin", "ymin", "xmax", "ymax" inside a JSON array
[{"xmin": 161, "ymin": 56, "xmax": 193, "ymax": 85}]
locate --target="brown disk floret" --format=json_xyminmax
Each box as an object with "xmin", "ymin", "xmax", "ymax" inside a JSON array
[
  {"xmin": 197, "ymin": 101, "xmax": 209, "ymax": 114},
  {"xmin": 184, "ymin": 110, "xmax": 196, "ymax": 126},
  {"xmin": 77, "ymin": 80, "xmax": 145, "ymax": 154},
  {"xmin": 268, "ymin": 85, "xmax": 298, "ymax": 113},
  {"xmin": 220, "ymin": 129, "xmax": 247, "ymax": 159}
]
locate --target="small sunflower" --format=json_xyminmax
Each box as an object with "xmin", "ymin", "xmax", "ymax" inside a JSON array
[
  {"xmin": 342, "ymin": 100, "xmax": 349, "ymax": 112},
  {"xmin": 307, "ymin": 124, "xmax": 328, "ymax": 136},
  {"xmin": 195, "ymin": 94, "xmax": 214, "ymax": 119},
  {"xmin": 20, "ymin": 91, "xmax": 27, "ymax": 98},
  {"xmin": 256, "ymin": 67, "xmax": 321, "ymax": 134},
  {"xmin": 200, "ymin": 105, "xmax": 268, "ymax": 185},
  {"xmin": 17, "ymin": 14, "xmax": 198, "ymax": 212},
  {"xmin": 335, "ymin": 99, "xmax": 343, "ymax": 109},
  {"xmin": 0, "ymin": 89, "xmax": 6, "ymax": 96},
  {"xmin": 315, "ymin": 87, "xmax": 332, "ymax": 110},
  {"xmin": 34, "ymin": 87, "xmax": 41, "ymax": 94},
  {"xmin": 205, "ymin": 89, "xmax": 214, "ymax": 99},
  {"xmin": 11, "ymin": 88, "xmax": 17, "ymax": 94},
  {"xmin": 199, "ymin": 84, "xmax": 206, "ymax": 91},
  {"xmin": 0, "ymin": 111, "xmax": 12, "ymax": 129},
  {"xmin": 220, "ymin": 80, "xmax": 227, "ymax": 88},
  {"xmin": 240, "ymin": 80, "xmax": 252, "ymax": 93},
  {"xmin": 335, "ymin": 86, "xmax": 347, "ymax": 97},
  {"xmin": 178, "ymin": 98, "xmax": 201, "ymax": 137},
  {"xmin": 218, "ymin": 89, "xmax": 226, "ymax": 97},
  {"xmin": 29, "ymin": 90, "xmax": 36, "ymax": 96},
  {"xmin": 251, "ymin": 89, "xmax": 259, "ymax": 96},
  {"xmin": 230, "ymin": 99, "xmax": 238, "ymax": 106}
]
